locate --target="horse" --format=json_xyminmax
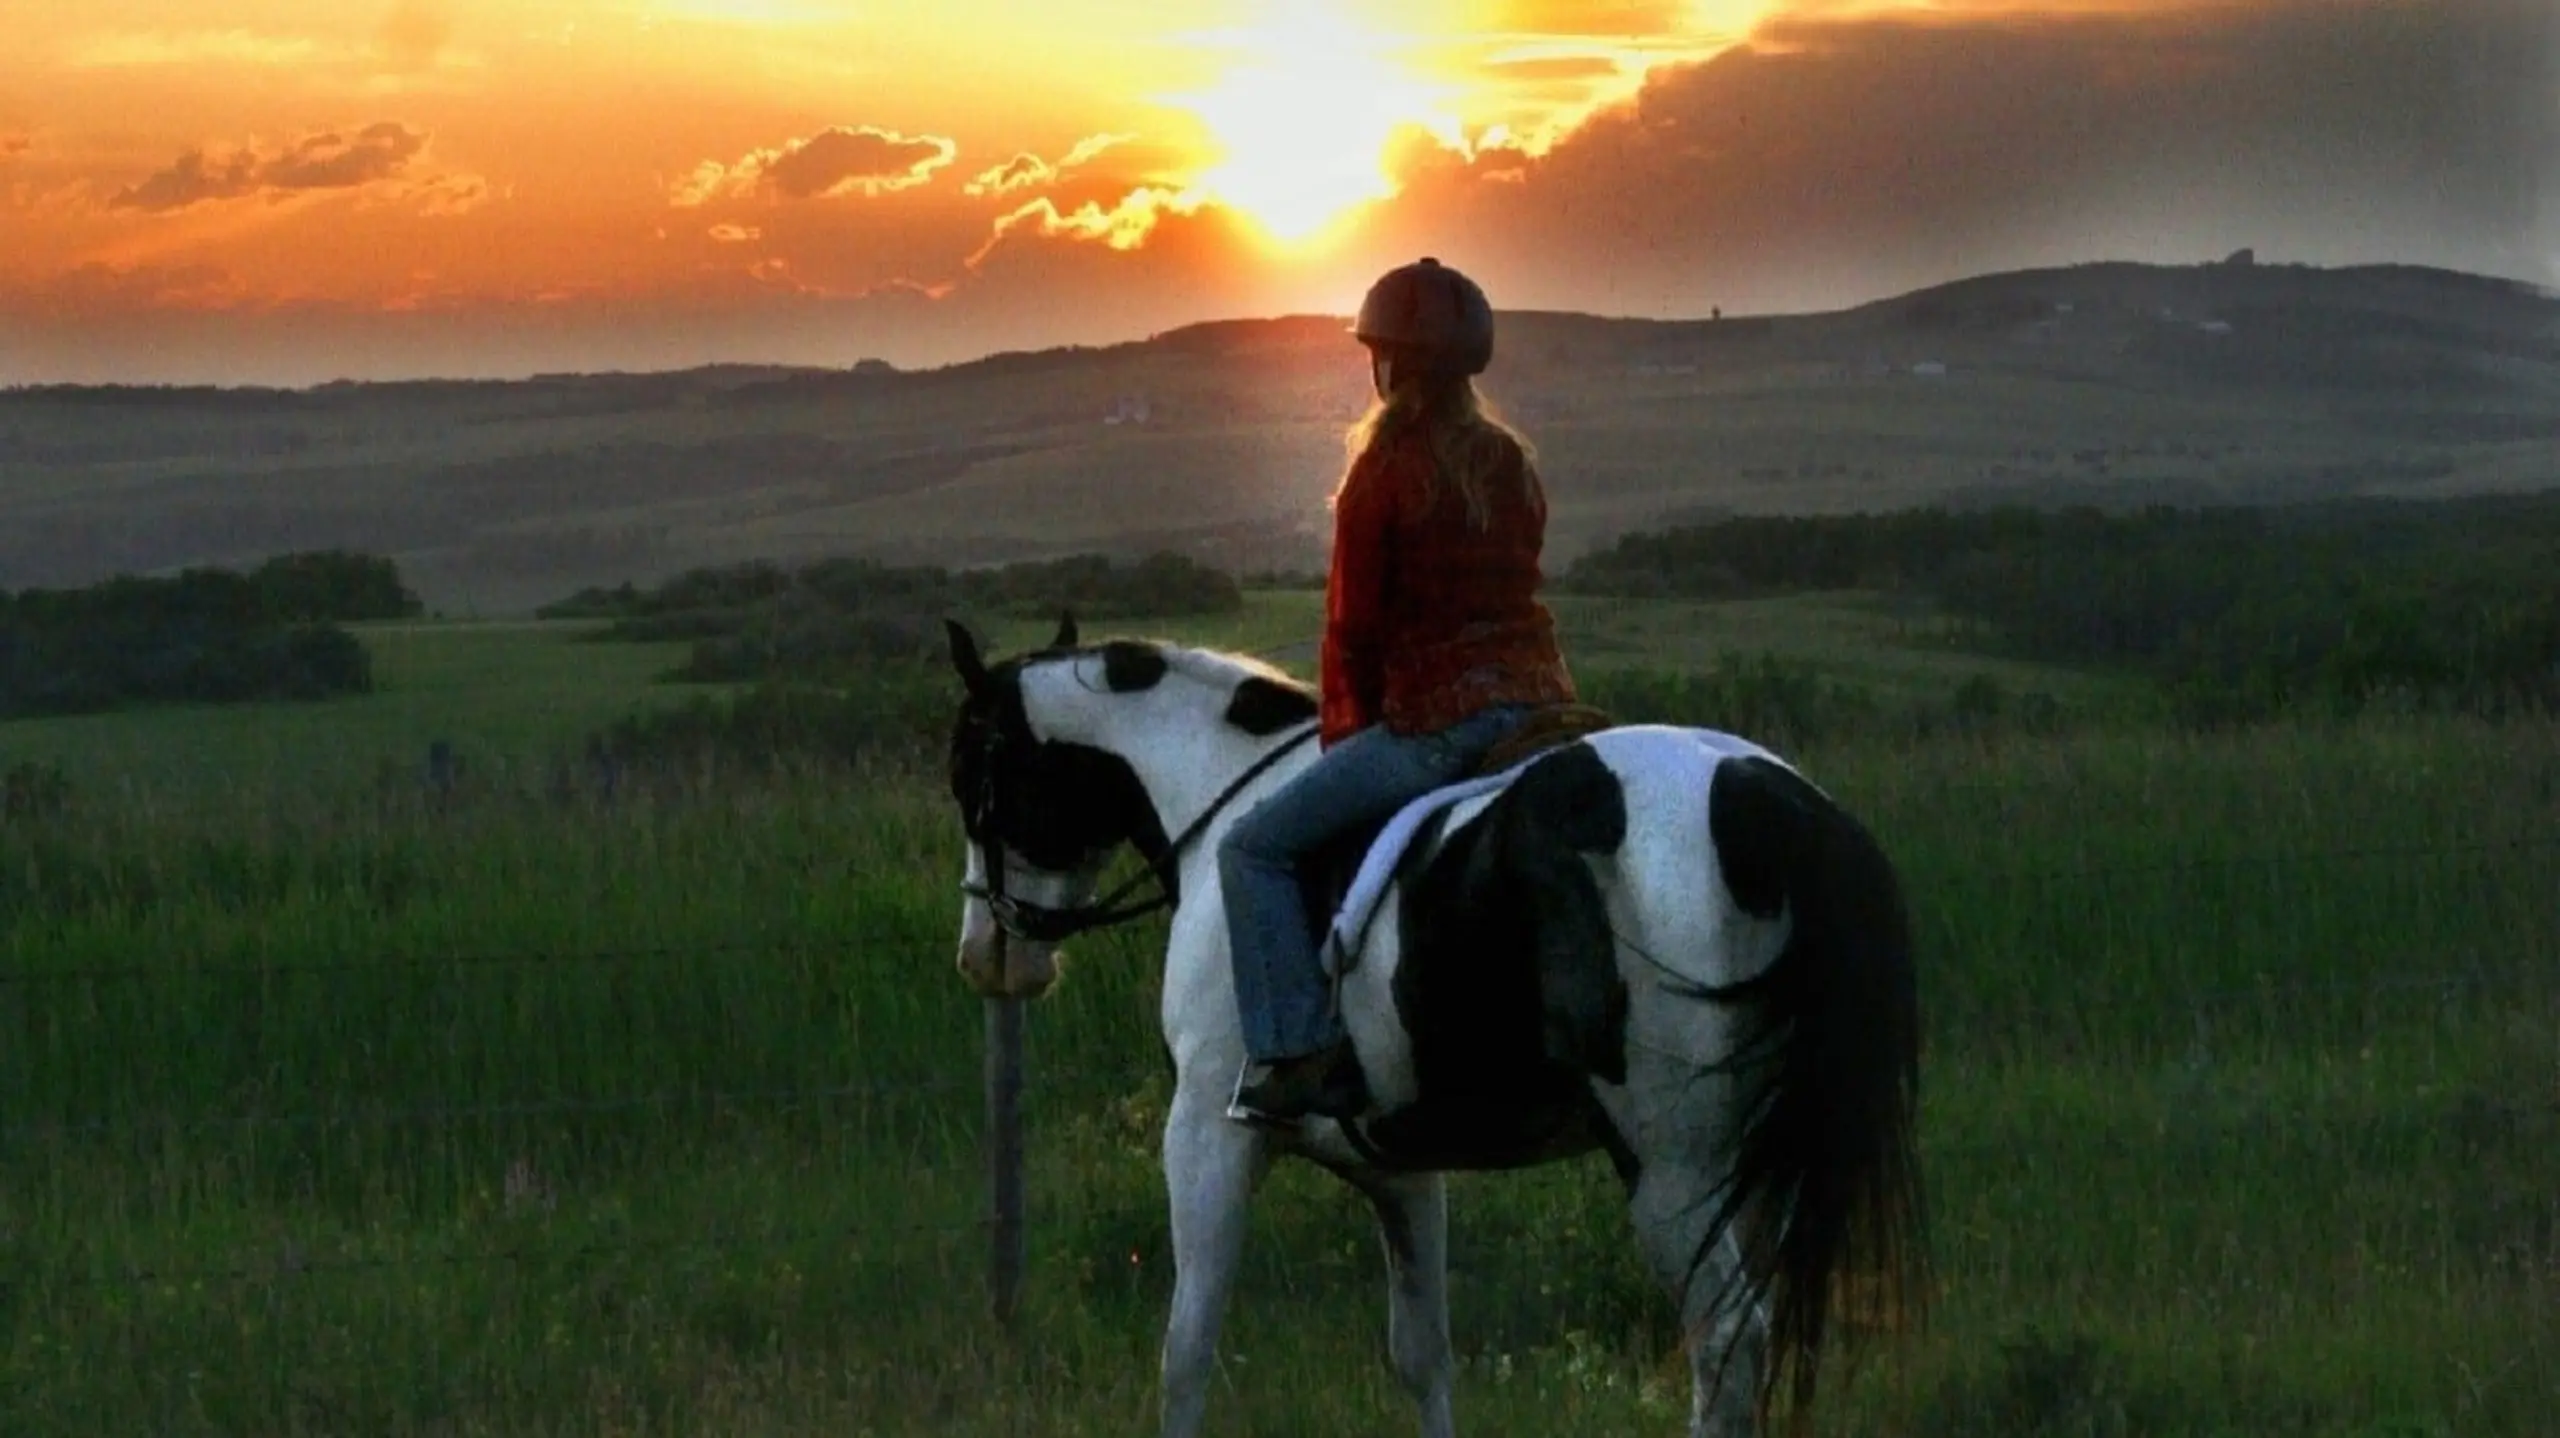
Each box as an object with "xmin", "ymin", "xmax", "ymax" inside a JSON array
[{"xmin": 941, "ymin": 614, "xmax": 1927, "ymax": 1438}]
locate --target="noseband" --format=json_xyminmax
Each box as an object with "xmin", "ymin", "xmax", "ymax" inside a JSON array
[{"xmin": 962, "ymin": 722, "xmax": 1318, "ymax": 945}]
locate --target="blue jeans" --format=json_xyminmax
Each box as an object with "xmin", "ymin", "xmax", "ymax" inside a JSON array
[{"xmin": 1220, "ymin": 704, "xmax": 1534, "ymax": 1062}]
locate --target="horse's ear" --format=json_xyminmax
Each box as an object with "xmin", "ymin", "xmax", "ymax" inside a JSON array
[
  {"xmin": 945, "ymin": 617, "xmax": 989, "ymax": 693},
  {"xmin": 1051, "ymin": 609, "xmax": 1079, "ymax": 650}
]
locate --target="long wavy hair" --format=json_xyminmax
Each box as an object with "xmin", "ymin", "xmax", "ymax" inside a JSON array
[{"xmin": 1334, "ymin": 358, "xmax": 1542, "ymax": 530}]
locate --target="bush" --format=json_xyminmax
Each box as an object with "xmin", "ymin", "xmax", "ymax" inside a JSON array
[
  {"xmin": 248, "ymin": 550, "xmax": 423, "ymax": 622},
  {"xmin": 0, "ymin": 609, "xmax": 374, "ymax": 720}
]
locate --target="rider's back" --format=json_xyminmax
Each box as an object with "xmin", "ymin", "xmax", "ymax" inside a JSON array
[{"xmin": 1324, "ymin": 424, "xmax": 1577, "ymax": 741}]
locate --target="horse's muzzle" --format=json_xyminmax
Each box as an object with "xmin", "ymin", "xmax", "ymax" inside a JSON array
[{"xmin": 957, "ymin": 933, "xmax": 1060, "ymax": 999}]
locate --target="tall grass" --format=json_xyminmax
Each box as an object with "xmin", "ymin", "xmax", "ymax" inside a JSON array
[{"xmin": 3, "ymin": 712, "xmax": 2554, "ymax": 1434}]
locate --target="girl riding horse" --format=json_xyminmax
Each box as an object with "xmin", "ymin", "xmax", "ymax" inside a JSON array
[{"xmin": 1220, "ymin": 256, "xmax": 1581, "ymax": 1124}]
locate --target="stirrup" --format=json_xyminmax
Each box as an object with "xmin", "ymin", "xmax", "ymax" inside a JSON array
[{"xmin": 1225, "ymin": 1043, "xmax": 1369, "ymax": 1126}]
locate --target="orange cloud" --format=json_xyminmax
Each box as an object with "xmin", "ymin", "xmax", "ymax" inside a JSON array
[
  {"xmin": 108, "ymin": 122, "xmax": 447, "ymax": 213},
  {"xmin": 708, "ymin": 223, "xmax": 763, "ymax": 243},
  {"xmin": 672, "ymin": 126, "xmax": 958, "ymax": 207},
  {"xmin": 0, "ymin": 133, "xmax": 29, "ymax": 161},
  {"xmin": 963, "ymin": 132, "xmax": 1136, "ymax": 196},
  {"xmin": 967, "ymin": 185, "xmax": 1206, "ymax": 267},
  {"xmin": 965, "ymin": 154, "xmax": 1052, "ymax": 197}
]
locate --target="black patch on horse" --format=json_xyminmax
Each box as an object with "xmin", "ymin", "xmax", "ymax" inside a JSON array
[
  {"xmin": 1224, "ymin": 674, "xmax": 1319, "ymax": 736},
  {"xmin": 1708, "ymin": 754, "xmax": 1812, "ymax": 921},
  {"xmin": 1360, "ymin": 742, "xmax": 1631, "ymax": 1171},
  {"xmin": 1101, "ymin": 641, "xmax": 1169, "ymax": 693},
  {"xmin": 949, "ymin": 653, "xmax": 1169, "ymax": 878}
]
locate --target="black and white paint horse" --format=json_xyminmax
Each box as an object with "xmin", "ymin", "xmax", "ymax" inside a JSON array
[{"xmin": 943, "ymin": 616, "xmax": 1927, "ymax": 1438}]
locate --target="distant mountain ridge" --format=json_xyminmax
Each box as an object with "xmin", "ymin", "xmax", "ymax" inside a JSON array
[{"xmin": 2, "ymin": 258, "xmax": 2553, "ymax": 613}]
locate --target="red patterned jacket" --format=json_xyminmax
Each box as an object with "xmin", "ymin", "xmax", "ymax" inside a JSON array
[{"xmin": 1319, "ymin": 426, "xmax": 1578, "ymax": 747}]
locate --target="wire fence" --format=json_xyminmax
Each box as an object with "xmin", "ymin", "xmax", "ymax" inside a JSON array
[{"xmin": 3, "ymin": 834, "xmax": 2552, "ymax": 1300}]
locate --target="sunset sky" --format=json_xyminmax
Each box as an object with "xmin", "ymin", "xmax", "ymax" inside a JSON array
[{"xmin": 3, "ymin": 0, "xmax": 2552, "ymax": 386}]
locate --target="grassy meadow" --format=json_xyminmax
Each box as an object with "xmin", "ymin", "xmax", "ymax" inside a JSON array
[{"xmin": 2, "ymin": 599, "xmax": 2555, "ymax": 1435}]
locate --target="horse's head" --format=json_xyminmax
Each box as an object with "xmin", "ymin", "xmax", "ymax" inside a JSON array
[{"xmin": 941, "ymin": 612, "xmax": 1156, "ymax": 998}]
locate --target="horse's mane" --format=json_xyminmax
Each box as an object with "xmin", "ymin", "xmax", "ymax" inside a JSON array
[
  {"xmin": 1016, "ymin": 638, "xmax": 1309, "ymax": 695},
  {"xmin": 1158, "ymin": 644, "xmax": 1315, "ymax": 698}
]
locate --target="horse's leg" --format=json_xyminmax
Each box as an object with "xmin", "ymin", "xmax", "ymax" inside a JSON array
[
  {"xmin": 1339, "ymin": 1167, "xmax": 1456, "ymax": 1438},
  {"xmin": 1159, "ymin": 1083, "xmax": 1269, "ymax": 1438},
  {"xmin": 1626, "ymin": 1163, "xmax": 1767, "ymax": 1438}
]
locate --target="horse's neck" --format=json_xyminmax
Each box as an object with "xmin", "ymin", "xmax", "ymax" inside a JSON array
[{"xmin": 1115, "ymin": 720, "xmax": 1315, "ymax": 858}]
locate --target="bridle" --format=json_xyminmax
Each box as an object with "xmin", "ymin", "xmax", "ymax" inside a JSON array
[{"xmin": 959, "ymin": 720, "xmax": 1319, "ymax": 945}]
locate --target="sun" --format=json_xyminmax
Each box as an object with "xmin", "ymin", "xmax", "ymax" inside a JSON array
[{"xmin": 1167, "ymin": 6, "xmax": 1454, "ymax": 250}]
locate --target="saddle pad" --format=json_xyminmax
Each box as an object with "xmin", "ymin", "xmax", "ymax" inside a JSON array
[
  {"xmin": 1321, "ymin": 766, "xmax": 1525, "ymax": 971},
  {"xmin": 1318, "ymin": 726, "xmax": 1789, "ymax": 973}
]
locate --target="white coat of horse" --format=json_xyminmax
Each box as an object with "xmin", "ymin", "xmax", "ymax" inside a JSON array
[{"xmin": 943, "ymin": 616, "xmax": 1926, "ymax": 1438}]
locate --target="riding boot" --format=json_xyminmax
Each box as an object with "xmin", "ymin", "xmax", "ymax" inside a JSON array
[{"xmin": 1227, "ymin": 1038, "xmax": 1370, "ymax": 1124}]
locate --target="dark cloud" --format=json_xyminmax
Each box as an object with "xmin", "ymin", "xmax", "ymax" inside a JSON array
[
  {"xmin": 765, "ymin": 127, "xmax": 954, "ymax": 199},
  {"xmin": 109, "ymin": 123, "xmax": 437, "ymax": 212},
  {"xmin": 1372, "ymin": 0, "xmax": 2559, "ymax": 314},
  {"xmin": 675, "ymin": 125, "xmax": 958, "ymax": 206},
  {"xmin": 261, "ymin": 123, "xmax": 430, "ymax": 190},
  {"xmin": 109, "ymin": 150, "xmax": 261, "ymax": 212}
]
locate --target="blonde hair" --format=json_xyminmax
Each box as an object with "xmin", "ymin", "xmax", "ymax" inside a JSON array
[{"xmin": 1333, "ymin": 374, "xmax": 1542, "ymax": 530}]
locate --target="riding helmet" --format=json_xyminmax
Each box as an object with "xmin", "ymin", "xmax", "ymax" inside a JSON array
[{"xmin": 1352, "ymin": 257, "xmax": 1494, "ymax": 377}]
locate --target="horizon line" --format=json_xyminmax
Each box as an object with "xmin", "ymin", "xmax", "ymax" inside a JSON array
[{"xmin": 5, "ymin": 253, "xmax": 2549, "ymax": 396}]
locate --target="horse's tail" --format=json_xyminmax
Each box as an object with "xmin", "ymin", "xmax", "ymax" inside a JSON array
[{"xmin": 1693, "ymin": 753, "xmax": 1929, "ymax": 1427}]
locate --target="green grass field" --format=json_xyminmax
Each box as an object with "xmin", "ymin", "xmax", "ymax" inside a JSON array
[
  {"xmin": 0, "ymin": 621, "xmax": 702, "ymax": 806},
  {"xmin": 2, "ymin": 601, "xmax": 2554, "ymax": 1435}
]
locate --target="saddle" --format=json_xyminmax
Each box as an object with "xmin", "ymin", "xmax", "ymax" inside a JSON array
[{"xmin": 1295, "ymin": 703, "xmax": 1618, "ymax": 945}]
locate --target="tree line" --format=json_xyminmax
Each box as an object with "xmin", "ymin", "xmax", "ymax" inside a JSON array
[
  {"xmin": 543, "ymin": 551, "xmax": 1242, "ymax": 685},
  {"xmin": 0, "ymin": 551, "xmax": 415, "ymax": 719},
  {"xmin": 1560, "ymin": 492, "xmax": 2560, "ymax": 723}
]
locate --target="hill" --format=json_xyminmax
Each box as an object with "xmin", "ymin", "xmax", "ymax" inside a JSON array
[{"xmin": 2, "ymin": 257, "xmax": 2554, "ymax": 614}]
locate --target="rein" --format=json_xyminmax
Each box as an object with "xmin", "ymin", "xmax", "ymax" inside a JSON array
[{"xmin": 963, "ymin": 721, "xmax": 1320, "ymax": 945}]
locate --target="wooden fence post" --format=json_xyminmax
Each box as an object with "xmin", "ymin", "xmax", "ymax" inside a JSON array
[{"xmin": 985, "ymin": 994, "xmax": 1027, "ymax": 1329}]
